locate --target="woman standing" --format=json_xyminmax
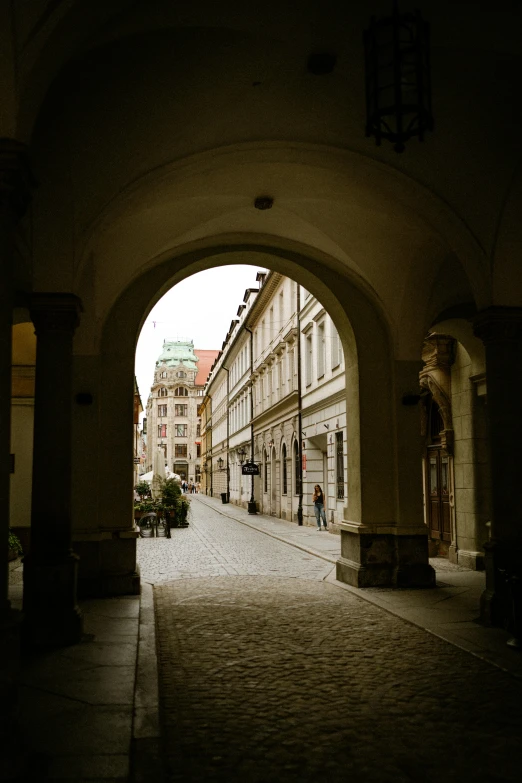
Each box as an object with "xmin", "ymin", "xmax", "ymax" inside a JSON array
[{"xmin": 312, "ymin": 485, "xmax": 327, "ymax": 531}]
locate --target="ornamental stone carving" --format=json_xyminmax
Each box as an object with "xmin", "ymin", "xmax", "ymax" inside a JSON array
[{"xmin": 419, "ymin": 333, "xmax": 456, "ymax": 453}]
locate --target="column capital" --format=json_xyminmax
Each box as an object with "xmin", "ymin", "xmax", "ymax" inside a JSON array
[
  {"xmin": 473, "ymin": 306, "xmax": 522, "ymax": 344},
  {"xmin": 421, "ymin": 333, "xmax": 456, "ymax": 369},
  {"xmin": 0, "ymin": 138, "xmax": 33, "ymax": 220},
  {"xmin": 30, "ymin": 293, "xmax": 83, "ymax": 334}
]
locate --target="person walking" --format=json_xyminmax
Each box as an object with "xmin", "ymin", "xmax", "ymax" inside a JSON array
[{"xmin": 312, "ymin": 484, "xmax": 327, "ymax": 531}]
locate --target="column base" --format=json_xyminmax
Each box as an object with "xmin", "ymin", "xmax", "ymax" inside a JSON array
[
  {"xmin": 74, "ymin": 537, "xmax": 141, "ymax": 598},
  {"xmin": 0, "ymin": 604, "xmax": 23, "ymax": 721},
  {"xmin": 0, "ymin": 608, "xmax": 26, "ymax": 783},
  {"xmin": 336, "ymin": 526, "xmax": 435, "ymax": 588},
  {"xmin": 457, "ymin": 549, "xmax": 485, "ymax": 571},
  {"xmin": 22, "ymin": 553, "xmax": 83, "ymax": 646},
  {"xmin": 480, "ymin": 540, "xmax": 522, "ymax": 634}
]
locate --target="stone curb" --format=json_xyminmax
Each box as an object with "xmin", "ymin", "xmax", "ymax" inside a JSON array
[{"xmin": 131, "ymin": 581, "xmax": 164, "ymax": 782}]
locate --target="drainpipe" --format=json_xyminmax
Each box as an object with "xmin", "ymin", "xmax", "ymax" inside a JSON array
[
  {"xmin": 223, "ymin": 365, "xmax": 230, "ymax": 501},
  {"xmin": 297, "ymin": 285, "xmax": 304, "ymax": 525},
  {"xmin": 244, "ymin": 326, "xmax": 257, "ymax": 514},
  {"xmin": 209, "ymin": 395, "xmax": 213, "ymax": 497}
]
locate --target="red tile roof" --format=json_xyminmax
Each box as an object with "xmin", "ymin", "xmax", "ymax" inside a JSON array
[{"xmin": 194, "ymin": 349, "xmax": 220, "ymax": 386}]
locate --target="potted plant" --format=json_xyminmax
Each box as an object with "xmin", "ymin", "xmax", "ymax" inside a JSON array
[
  {"xmin": 134, "ymin": 481, "xmax": 153, "ymax": 522},
  {"xmin": 158, "ymin": 477, "xmax": 186, "ymax": 528},
  {"xmin": 135, "ymin": 481, "xmax": 151, "ymax": 500},
  {"xmin": 8, "ymin": 528, "xmax": 23, "ymax": 561}
]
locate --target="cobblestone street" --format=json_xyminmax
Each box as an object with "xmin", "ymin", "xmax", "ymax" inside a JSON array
[{"xmin": 140, "ymin": 497, "xmax": 522, "ymax": 783}]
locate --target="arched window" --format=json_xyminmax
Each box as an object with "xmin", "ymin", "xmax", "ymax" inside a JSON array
[
  {"xmin": 174, "ymin": 387, "xmax": 189, "ymax": 397},
  {"xmin": 282, "ymin": 443, "xmax": 287, "ymax": 495},
  {"xmin": 158, "ymin": 387, "xmax": 168, "ymax": 397},
  {"xmin": 294, "ymin": 440, "xmax": 301, "ymax": 495}
]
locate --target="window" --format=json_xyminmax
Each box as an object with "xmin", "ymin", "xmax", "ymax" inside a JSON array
[
  {"xmin": 175, "ymin": 404, "xmax": 188, "ymax": 417},
  {"xmin": 305, "ymin": 333, "xmax": 313, "ymax": 386},
  {"xmin": 175, "ymin": 444, "xmax": 188, "ymax": 457},
  {"xmin": 177, "ymin": 371, "xmax": 186, "ymax": 378},
  {"xmin": 294, "ymin": 440, "xmax": 301, "ymax": 495},
  {"xmin": 282, "ymin": 443, "xmax": 287, "ymax": 495},
  {"xmin": 336, "ymin": 431, "xmax": 345, "ymax": 500},
  {"xmin": 158, "ymin": 424, "xmax": 167, "ymax": 438},
  {"xmin": 158, "ymin": 387, "xmax": 168, "ymax": 397},
  {"xmin": 158, "ymin": 404, "xmax": 167, "ymax": 417},
  {"xmin": 196, "ymin": 423, "xmax": 201, "ymax": 437},
  {"xmin": 317, "ymin": 321, "xmax": 325, "ymax": 379},
  {"xmin": 161, "ymin": 371, "xmax": 167, "ymax": 378},
  {"xmin": 142, "ymin": 418, "xmax": 147, "ymax": 434},
  {"xmin": 174, "ymin": 387, "xmax": 189, "ymax": 397},
  {"xmin": 175, "ymin": 424, "xmax": 187, "ymax": 437},
  {"xmin": 331, "ymin": 325, "xmax": 341, "ymax": 369},
  {"xmin": 196, "ymin": 443, "xmax": 201, "ymax": 458}
]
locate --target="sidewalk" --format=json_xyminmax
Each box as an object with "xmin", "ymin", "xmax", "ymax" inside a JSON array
[
  {"xmin": 195, "ymin": 493, "xmax": 522, "ymax": 679},
  {"xmin": 7, "ymin": 577, "xmax": 159, "ymax": 782}
]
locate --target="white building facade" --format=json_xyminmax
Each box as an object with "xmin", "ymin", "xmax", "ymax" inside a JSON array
[
  {"xmin": 202, "ymin": 271, "xmax": 347, "ymax": 530},
  {"xmin": 300, "ymin": 292, "xmax": 347, "ymax": 529}
]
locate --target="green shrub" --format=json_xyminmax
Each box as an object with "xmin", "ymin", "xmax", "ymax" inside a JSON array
[
  {"xmin": 8, "ymin": 529, "xmax": 23, "ymax": 556},
  {"xmin": 135, "ymin": 481, "xmax": 151, "ymax": 500}
]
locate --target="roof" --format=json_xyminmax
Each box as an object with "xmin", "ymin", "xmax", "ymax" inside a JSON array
[
  {"xmin": 156, "ymin": 340, "xmax": 198, "ymax": 369},
  {"xmin": 194, "ymin": 349, "xmax": 220, "ymax": 385}
]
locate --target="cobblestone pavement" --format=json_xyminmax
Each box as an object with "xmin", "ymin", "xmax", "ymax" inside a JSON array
[
  {"xmin": 137, "ymin": 498, "xmax": 333, "ymax": 584},
  {"xmin": 148, "ymin": 498, "xmax": 522, "ymax": 783}
]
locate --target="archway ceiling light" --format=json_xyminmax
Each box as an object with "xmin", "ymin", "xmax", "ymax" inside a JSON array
[{"xmin": 364, "ymin": 1, "xmax": 433, "ymax": 153}]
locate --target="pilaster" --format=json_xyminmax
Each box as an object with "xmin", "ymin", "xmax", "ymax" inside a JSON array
[
  {"xmin": 473, "ymin": 307, "xmax": 522, "ymax": 632},
  {"xmin": 23, "ymin": 293, "xmax": 84, "ymax": 645},
  {"xmin": 0, "ymin": 138, "xmax": 32, "ymax": 740}
]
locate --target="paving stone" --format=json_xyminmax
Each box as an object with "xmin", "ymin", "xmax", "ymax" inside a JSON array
[{"xmin": 146, "ymin": 499, "xmax": 522, "ymax": 782}]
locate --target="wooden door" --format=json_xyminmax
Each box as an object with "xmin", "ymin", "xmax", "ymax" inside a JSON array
[{"xmin": 427, "ymin": 447, "xmax": 451, "ymax": 542}]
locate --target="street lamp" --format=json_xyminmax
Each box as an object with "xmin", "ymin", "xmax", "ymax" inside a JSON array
[
  {"xmin": 364, "ymin": 0, "xmax": 433, "ymax": 153},
  {"xmin": 237, "ymin": 447, "xmax": 248, "ymax": 464},
  {"xmin": 216, "ymin": 456, "xmax": 230, "ymax": 504}
]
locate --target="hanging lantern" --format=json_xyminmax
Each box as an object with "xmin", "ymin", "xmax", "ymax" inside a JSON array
[{"xmin": 364, "ymin": 1, "xmax": 433, "ymax": 152}]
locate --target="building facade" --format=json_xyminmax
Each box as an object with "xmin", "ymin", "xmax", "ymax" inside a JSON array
[
  {"xmin": 202, "ymin": 271, "xmax": 348, "ymax": 529},
  {"xmin": 145, "ymin": 341, "xmax": 218, "ymax": 484},
  {"xmin": 300, "ymin": 292, "xmax": 347, "ymax": 529}
]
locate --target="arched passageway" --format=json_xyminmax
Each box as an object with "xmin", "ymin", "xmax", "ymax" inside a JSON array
[{"xmin": 3, "ymin": 0, "xmax": 522, "ymax": 652}]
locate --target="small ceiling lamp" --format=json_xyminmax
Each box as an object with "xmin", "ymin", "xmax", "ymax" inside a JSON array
[{"xmin": 364, "ymin": 0, "xmax": 433, "ymax": 153}]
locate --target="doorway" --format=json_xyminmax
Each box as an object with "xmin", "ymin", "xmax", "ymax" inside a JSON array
[{"xmin": 425, "ymin": 399, "xmax": 451, "ymax": 552}]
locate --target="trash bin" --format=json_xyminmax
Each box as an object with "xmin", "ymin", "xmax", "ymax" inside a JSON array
[{"xmin": 221, "ymin": 492, "xmax": 229, "ymax": 504}]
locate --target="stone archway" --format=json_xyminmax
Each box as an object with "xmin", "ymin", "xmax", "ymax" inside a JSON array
[{"xmin": 62, "ymin": 240, "xmax": 435, "ymax": 594}]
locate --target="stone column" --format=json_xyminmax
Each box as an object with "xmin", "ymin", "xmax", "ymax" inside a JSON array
[
  {"xmin": 474, "ymin": 307, "xmax": 522, "ymax": 629},
  {"xmin": 337, "ymin": 359, "xmax": 435, "ymax": 588},
  {"xmin": 23, "ymin": 293, "xmax": 83, "ymax": 645},
  {"xmin": 0, "ymin": 139, "xmax": 31, "ymax": 725}
]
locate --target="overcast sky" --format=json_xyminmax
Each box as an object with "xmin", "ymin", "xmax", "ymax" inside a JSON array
[{"xmin": 134, "ymin": 265, "xmax": 263, "ymax": 407}]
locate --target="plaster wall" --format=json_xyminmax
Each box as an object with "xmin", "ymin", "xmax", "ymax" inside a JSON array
[{"xmin": 9, "ymin": 400, "xmax": 34, "ymax": 529}]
